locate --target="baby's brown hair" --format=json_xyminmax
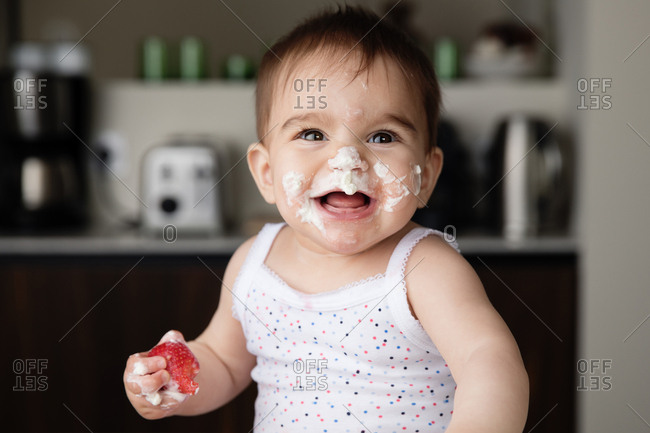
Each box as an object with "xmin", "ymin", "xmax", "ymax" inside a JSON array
[{"xmin": 255, "ymin": 6, "xmax": 441, "ymax": 152}]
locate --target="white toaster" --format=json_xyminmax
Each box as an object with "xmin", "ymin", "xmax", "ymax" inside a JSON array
[{"xmin": 141, "ymin": 139, "xmax": 223, "ymax": 236}]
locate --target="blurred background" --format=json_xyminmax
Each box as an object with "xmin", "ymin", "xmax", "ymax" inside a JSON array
[{"xmin": 1, "ymin": 0, "xmax": 648, "ymax": 432}]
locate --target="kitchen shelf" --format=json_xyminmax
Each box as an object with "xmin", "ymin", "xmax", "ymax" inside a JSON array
[
  {"xmin": 0, "ymin": 227, "xmax": 577, "ymax": 256},
  {"xmin": 92, "ymin": 78, "xmax": 569, "ymax": 227},
  {"xmin": 439, "ymin": 78, "xmax": 568, "ymax": 148},
  {"xmin": 94, "ymin": 77, "xmax": 567, "ymax": 153}
]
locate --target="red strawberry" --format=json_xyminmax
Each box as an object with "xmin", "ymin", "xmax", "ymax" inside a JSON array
[{"xmin": 148, "ymin": 341, "xmax": 200, "ymax": 395}]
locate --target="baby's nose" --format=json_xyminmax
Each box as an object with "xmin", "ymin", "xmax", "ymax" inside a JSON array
[{"xmin": 328, "ymin": 146, "xmax": 369, "ymax": 172}]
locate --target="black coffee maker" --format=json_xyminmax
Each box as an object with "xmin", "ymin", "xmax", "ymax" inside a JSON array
[{"xmin": 0, "ymin": 42, "xmax": 91, "ymax": 230}]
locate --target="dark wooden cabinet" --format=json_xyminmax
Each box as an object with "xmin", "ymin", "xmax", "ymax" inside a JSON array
[
  {"xmin": 1, "ymin": 255, "xmax": 256, "ymax": 433},
  {"xmin": 1, "ymin": 252, "xmax": 575, "ymax": 432},
  {"xmin": 468, "ymin": 254, "xmax": 577, "ymax": 433}
]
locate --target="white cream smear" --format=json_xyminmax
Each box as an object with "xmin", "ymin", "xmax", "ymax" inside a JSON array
[
  {"xmin": 325, "ymin": 146, "xmax": 369, "ymax": 195},
  {"xmin": 373, "ymin": 161, "xmax": 422, "ymax": 212},
  {"xmin": 282, "ymin": 147, "xmax": 371, "ymax": 234},
  {"xmin": 132, "ymin": 360, "xmax": 147, "ymax": 375},
  {"xmin": 282, "ymin": 171, "xmax": 325, "ymax": 233},
  {"xmin": 159, "ymin": 381, "xmax": 190, "ymax": 409},
  {"xmin": 344, "ymin": 105, "xmax": 364, "ymax": 123},
  {"xmin": 282, "ymin": 171, "xmax": 305, "ymax": 206},
  {"xmin": 127, "ymin": 359, "xmax": 163, "ymax": 406},
  {"xmin": 128, "ymin": 356, "xmax": 190, "ymax": 408}
]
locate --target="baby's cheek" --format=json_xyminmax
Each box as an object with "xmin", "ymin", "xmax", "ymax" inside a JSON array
[
  {"xmin": 378, "ymin": 181, "xmax": 410, "ymax": 212},
  {"xmin": 281, "ymin": 171, "xmax": 308, "ymax": 206},
  {"xmin": 373, "ymin": 162, "xmax": 421, "ymax": 212}
]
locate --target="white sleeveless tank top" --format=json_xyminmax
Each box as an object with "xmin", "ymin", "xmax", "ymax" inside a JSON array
[{"xmin": 232, "ymin": 223, "xmax": 459, "ymax": 432}]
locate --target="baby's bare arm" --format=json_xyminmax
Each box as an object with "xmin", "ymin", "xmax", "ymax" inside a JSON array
[
  {"xmin": 406, "ymin": 237, "xmax": 529, "ymax": 433},
  {"xmin": 175, "ymin": 237, "xmax": 257, "ymax": 416},
  {"xmin": 124, "ymin": 238, "xmax": 257, "ymax": 419}
]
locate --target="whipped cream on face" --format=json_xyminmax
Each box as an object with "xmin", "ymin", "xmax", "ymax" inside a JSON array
[
  {"xmin": 326, "ymin": 146, "xmax": 369, "ymax": 195},
  {"xmin": 282, "ymin": 171, "xmax": 305, "ymax": 205},
  {"xmin": 373, "ymin": 161, "xmax": 421, "ymax": 212},
  {"xmin": 328, "ymin": 146, "xmax": 368, "ymax": 173},
  {"xmin": 282, "ymin": 171, "xmax": 325, "ymax": 233},
  {"xmin": 296, "ymin": 199, "xmax": 324, "ymax": 232},
  {"xmin": 344, "ymin": 105, "xmax": 364, "ymax": 122},
  {"xmin": 282, "ymin": 147, "xmax": 373, "ymax": 235},
  {"xmin": 373, "ymin": 161, "xmax": 389, "ymax": 179}
]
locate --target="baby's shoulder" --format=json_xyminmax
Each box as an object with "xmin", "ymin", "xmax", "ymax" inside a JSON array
[
  {"xmin": 222, "ymin": 235, "xmax": 258, "ymax": 285},
  {"xmin": 409, "ymin": 228, "xmax": 462, "ymax": 262},
  {"xmin": 406, "ymin": 228, "xmax": 482, "ymax": 292}
]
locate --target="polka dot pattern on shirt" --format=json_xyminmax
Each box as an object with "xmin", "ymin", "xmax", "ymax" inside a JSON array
[{"xmin": 232, "ymin": 224, "xmax": 457, "ymax": 432}]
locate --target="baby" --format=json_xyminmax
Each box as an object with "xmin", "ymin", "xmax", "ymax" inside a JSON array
[{"xmin": 124, "ymin": 6, "xmax": 529, "ymax": 432}]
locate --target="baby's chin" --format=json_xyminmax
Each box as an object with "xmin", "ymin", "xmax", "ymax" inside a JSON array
[
  {"xmin": 321, "ymin": 225, "xmax": 372, "ymax": 252},
  {"xmin": 303, "ymin": 220, "xmax": 388, "ymax": 256}
]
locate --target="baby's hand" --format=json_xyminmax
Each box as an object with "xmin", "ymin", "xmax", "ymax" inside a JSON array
[{"xmin": 123, "ymin": 330, "xmax": 197, "ymax": 419}]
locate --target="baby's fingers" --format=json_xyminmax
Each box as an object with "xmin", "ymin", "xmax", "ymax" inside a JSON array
[
  {"xmin": 129, "ymin": 370, "xmax": 170, "ymax": 396},
  {"xmin": 125, "ymin": 352, "xmax": 165, "ymax": 377},
  {"xmin": 124, "ymin": 354, "xmax": 169, "ymax": 395}
]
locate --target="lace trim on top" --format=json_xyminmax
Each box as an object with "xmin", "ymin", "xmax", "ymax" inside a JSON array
[
  {"xmin": 383, "ymin": 228, "xmax": 459, "ymax": 354},
  {"xmin": 259, "ymin": 263, "xmax": 388, "ymax": 311},
  {"xmin": 231, "ymin": 223, "xmax": 286, "ymax": 322},
  {"xmin": 262, "ymin": 263, "xmax": 385, "ymax": 294},
  {"xmin": 389, "ymin": 228, "xmax": 460, "ymax": 284}
]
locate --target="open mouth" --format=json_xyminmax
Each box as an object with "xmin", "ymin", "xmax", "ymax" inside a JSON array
[{"xmin": 316, "ymin": 191, "xmax": 375, "ymax": 219}]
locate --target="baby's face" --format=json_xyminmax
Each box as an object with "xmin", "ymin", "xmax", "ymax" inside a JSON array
[{"xmin": 254, "ymin": 55, "xmax": 440, "ymax": 255}]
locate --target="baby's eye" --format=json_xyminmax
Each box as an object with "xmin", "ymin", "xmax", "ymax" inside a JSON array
[
  {"xmin": 369, "ymin": 131, "xmax": 395, "ymax": 144},
  {"xmin": 299, "ymin": 129, "xmax": 326, "ymax": 141}
]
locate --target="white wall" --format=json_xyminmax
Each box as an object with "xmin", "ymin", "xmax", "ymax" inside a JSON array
[{"xmin": 577, "ymin": 0, "xmax": 650, "ymax": 431}]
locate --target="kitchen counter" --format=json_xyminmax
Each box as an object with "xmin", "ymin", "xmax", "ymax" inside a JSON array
[
  {"xmin": 0, "ymin": 225, "xmax": 246, "ymax": 256},
  {"xmin": 0, "ymin": 225, "xmax": 578, "ymax": 256},
  {"xmin": 2, "ymin": 226, "xmax": 577, "ymax": 433}
]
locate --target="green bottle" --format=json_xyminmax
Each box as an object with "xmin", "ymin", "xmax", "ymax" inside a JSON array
[
  {"xmin": 434, "ymin": 37, "xmax": 458, "ymax": 81},
  {"xmin": 141, "ymin": 37, "xmax": 169, "ymax": 80},
  {"xmin": 179, "ymin": 37, "xmax": 207, "ymax": 80}
]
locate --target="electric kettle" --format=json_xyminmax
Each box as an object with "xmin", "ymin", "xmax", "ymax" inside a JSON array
[{"xmin": 485, "ymin": 114, "xmax": 571, "ymax": 240}]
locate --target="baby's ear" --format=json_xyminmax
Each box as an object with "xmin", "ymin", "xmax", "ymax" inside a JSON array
[
  {"xmin": 247, "ymin": 142, "xmax": 276, "ymax": 204},
  {"xmin": 418, "ymin": 147, "xmax": 443, "ymax": 208}
]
